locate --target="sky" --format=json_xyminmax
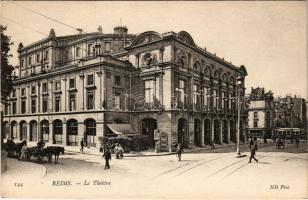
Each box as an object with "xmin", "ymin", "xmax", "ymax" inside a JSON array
[{"xmin": 1, "ymin": 1, "xmax": 307, "ymax": 98}]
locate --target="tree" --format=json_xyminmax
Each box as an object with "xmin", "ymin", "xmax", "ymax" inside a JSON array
[
  {"xmin": 1, "ymin": 25, "xmax": 14, "ymax": 103},
  {"xmin": 1, "ymin": 25, "xmax": 14, "ymax": 147}
]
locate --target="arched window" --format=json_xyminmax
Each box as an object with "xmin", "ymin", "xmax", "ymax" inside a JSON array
[
  {"xmin": 41, "ymin": 120, "xmax": 49, "ymax": 142},
  {"xmin": 53, "ymin": 120, "xmax": 63, "ymax": 144},
  {"xmin": 67, "ymin": 119, "xmax": 78, "ymax": 146}
]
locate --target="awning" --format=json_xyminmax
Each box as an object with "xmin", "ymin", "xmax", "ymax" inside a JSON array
[{"xmin": 106, "ymin": 124, "xmax": 137, "ymax": 136}]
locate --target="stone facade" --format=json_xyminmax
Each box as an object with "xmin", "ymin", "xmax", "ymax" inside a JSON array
[
  {"xmin": 247, "ymin": 87, "xmax": 275, "ymax": 139},
  {"xmin": 3, "ymin": 26, "xmax": 248, "ymax": 152}
]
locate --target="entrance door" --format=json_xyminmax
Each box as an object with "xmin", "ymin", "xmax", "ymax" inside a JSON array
[
  {"xmin": 141, "ymin": 118, "xmax": 157, "ymax": 148},
  {"xmin": 178, "ymin": 118, "xmax": 188, "ymax": 147},
  {"xmin": 194, "ymin": 119, "xmax": 201, "ymax": 146}
]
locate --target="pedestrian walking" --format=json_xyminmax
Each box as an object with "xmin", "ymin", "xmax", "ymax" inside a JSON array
[
  {"xmin": 248, "ymin": 137, "xmax": 258, "ymax": 163},
  {"xmin": 249, "ymin": 138, "xmax": 254, "ymax": 149},
  {"xmin": 118, "ymin": 144, "xmax": 124, "ymax": 159},
  {"xmin": 210, "ymin": 140, "xmax": 216, "ymax": 149},
  {"xmin": 20, "ymin": 142, "xmax": 28, "ymax": 161},
  {"xmin": 102, "ymin": 147, "xmax": 112, "ymax": 170},
  {"xmin": 114, "ymin": 143, "xmax": 119, "ymax": 159},
  {"xmin": 295, "ymin": 137, "xmax": 300, "ymax": 148},
  {"xmin": 80, "ymin": 138, "xmax": 85, "ymax": 153},
  {"xmin": 176, "ymin": 143, "xmax": 183, "ymax": 161}
]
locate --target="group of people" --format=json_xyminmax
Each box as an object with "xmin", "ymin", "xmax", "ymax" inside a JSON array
[
  {"xmin": 114, "ymin": 143, "xmax": 124, "ymax": 159},
  {"xmin": 19, "ymin": 139, "xmax": 46, "ymax": 161}
]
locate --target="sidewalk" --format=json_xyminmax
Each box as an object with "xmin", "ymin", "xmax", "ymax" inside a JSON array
[{"xmin": 63, "ymin": 142, "xmax": 240, "ymax": 157}]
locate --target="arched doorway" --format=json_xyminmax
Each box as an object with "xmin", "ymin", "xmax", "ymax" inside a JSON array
[
  {"xmin": 3, "ymin": 121, "xmax": 10, "ymax": 141},
  {"xmin": 194, "ymin": 119, "xmax": 201, "ymax": 146},
  {"xmin": 84, "ymin": 118, "xmax": 96, "ymax": 147},
  {"xmin": 19, "ymin": 120, "xmax": 27, "ymax": 140},
  {"xmin": 141, "ymin": 118, "xmax": 157, "ymax": 148},
  {"xmin": 67, "ymin": 119, "xmax": 78, "ymax": 146},
  {"xmin": 29, "ymin": 120, "xmax": 37, "ymax": 141},
  {"xmin": 204, "ymin": 119, "xmax": 211, "ymax": 145},
  {"xmin": 230, "ymin": 120, "xmax": 236, "ymax": 143},
  {"xmin": 11, "ymin": 121, "xmax": 17, "ymax": 140},
  {"xmin": 41, "ymin": 120, "xmax": 49, "ymax": 142},
  {"xmin": 222, "ymin": 120, "xmax": 228, "ymax": 143},
  {"xmin": 53, "ymin": 119, "xmax": 63, "ymax": 144},
  {"xmin": 178, "ymin": 118, "xmax": 188, "ymax": 147},
  {"xmin": 214, "ymin": 119, "xmax": 220, "ymax": 144}
]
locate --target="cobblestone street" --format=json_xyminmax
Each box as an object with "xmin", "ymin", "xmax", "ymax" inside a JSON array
[{"xmin": 1, "ymin": 142, "xmax": 307, "ymax": 199}]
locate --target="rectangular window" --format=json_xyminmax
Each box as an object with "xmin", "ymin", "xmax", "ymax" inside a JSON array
[
  {"xmin": 213, "ymin": 89, "xmax": 217, "ymax": 108},
  {"xmin": 21, "ymin": 88, "xmax": 25, "ymax": 96},
  {"xmin": 64, "ymin": 50, "xmax": 69, "ymax": 61},
  {"xmin": 21, "ymin": 59, "xmax": 24, "ymax": 68},
  {"xmin": 178, "ymin": 80, "xmax": 185, "ymax": 103},
  {"xmin": 145, "ymin": 80, "xmax": 154, "ymax": 103},
  {"xmin": 253, "ymin": 120, "xmax": 258, "ymax": 128},
  {"xmin": 31, "ymin": 85, "xmax": 36, "ymax": 95},
  {"xmin": 21, "ymin": 100, "xmax": 26, "ymax": 114},
  {"xmin": 254, "ymin": 112, "xmax": 258, "ymax": 118},
  {"xmin": 87, "ymin": 44, "xmax": 93, "ymax": 55},
  {"xmin": 55, "ymin": 96, "xmax": 61, "ymax": 112},
  {"xmin": 69, "ymin": 78, "xmax": 75, "ymax": 89},
  {"xmin": 12, "ymin": 89, "xmax": 16, "ymax": 98},
  {"xmin": 114, "ymin": 75, "xmax": 121, "ymax": 86},
  {"xmin": 203, "ymin": 88, "xmax": 209, "ymax": 107},
  {"xmin": 55, "ymin": 81, "xmax": 61, "ymax": 91},
  {"xmin": 31, "ymin": 99, "xmax": 36, "ymax": 113},
  {"xmin": 87, "ymin": 91, "xmax": 94, "ymax": 110},
  {"xmin": 42, "ymin": 98, "xmax": 48, "ymax": 113},
  {"xmin": 44, "ymin": 50, "xmax": 49, "ymax": 60},
  {"xmin": 114, "ymin": 92, "xmax": 120, "ymax": 109},
  {"xmin": 193, "ymin": 84, "xmax": 198, "ymax": 106},
  {"xmin": 87, "ymin": 74, "xmax": 94, "ymax": 86},
  {"xmin": 266, "ymin": 120, "xmax": 271, "ymax": 128},
  {"xmin": 76, "ymin": 46, "xmax": 81, "ymax": 58},
  {"xmin": 36, "ymin": 54, "xmax": 40, "ymax": 62},
  {"xmin": 266, "ymin": 111, "xmax": 271, "ymax": 119},
  {"xmin": 69, "ymin": 94, "xmax": 76, "ymax": 111},
  {"xmin": 105, "ymin": 42, "xmax": 111, "ymax": 52},
  {"xmin": 4, "ymin": 104, "xmax": 8, "ymax": 115},
  {"xmin": 42, "ymin": 82, "xmax": 48, "ymax": 93},
  {"xmin": 28, "ymin": 57, "xmax": 32, "ymax": 65},
  {"xmin": 222, "ymin": 92, "xmax": 226, "ymax": 109},
  {"xmin": 12, "ymin": 102, "xmax": 16, "ymax": 114}
]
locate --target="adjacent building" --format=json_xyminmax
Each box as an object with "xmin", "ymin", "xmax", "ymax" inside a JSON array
[
  {"xmin": 247, "ymin": 87, "xmax": 275, "ymax": 139},
  {"xmin": 3, "ymin": 26, "xmax": 248, "ymax": 152}
]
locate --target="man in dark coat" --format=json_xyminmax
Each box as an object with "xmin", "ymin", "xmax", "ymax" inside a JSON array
[
  {"xmin": 176, "ymin": 143, "xmax": 183, "ymax": 161},
  {"xmin": 80, "ymin": 138, "xmax": 85, "ymax": 153},
  {"xmin": 102, "ymin": 147, "xmax": 112, "ymax": 169},
  {"xmin": 295, "ymin": 136, "xmax": 300, "ymax": 148},
  {"xmin": 248, "ymin": 137, "xmax": 258, "ymax": 163}
]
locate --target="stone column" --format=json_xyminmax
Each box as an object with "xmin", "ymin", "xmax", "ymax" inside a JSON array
[
  {"xmin": 16, "ymin": 88, "xmax": 20, "ymax": 114},
  {"xmin": 62, "ymin": 77, "xmax": 67, "ymax": 111},
  {"xmin": 200, "ymin": 118, "xmax": 205, "ymax": 146},
  {"xmin": 49, "ymin": 122, "xmax": 53, "ymax": 144},
  {"xmin": 159, "ymin": 47, "xmax": 164, "ymax": 62},
  {"xmin": 78, "ymin": 121, "xmax": 85, "ymax": 146},
  {"xmin": 227, "ymin": 120, "xmax": 231, "ymax": 144},
  {"xmin": 27, "ymin": 123, "xmax": 31, "ymax": 141},
  {"xmin": 96, "ymin": 70, "xmax": 102, "ymax": 109},
  {"xmin": 62, "ymin": 120, "xmax": 67, "ymax": 146},
  {"xmin": 79, "ymin": 74, "xmax": 85, "ymax": 110},
  {"xmin": 37, "ymin": 82, "xmax": 41, "ymax": 113},
  {"xmin": 219, "ymin": 120, "xmax": 223, "ymax": 144},
  {"xmin": 27, "ymin": 85, "xmax": 30, "ymax": 114},
  {"xmin": 211, "ymin": 119, "xmax": 215, "ymax": 143},
  {"xmin": 96, "ymin": 121, "xmax": 104, "ymax": 148},
  {"xmin": 49, "ymin": 80, "xmax": 54, "ymax": 112}
]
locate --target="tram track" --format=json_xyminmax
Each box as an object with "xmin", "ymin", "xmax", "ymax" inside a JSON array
[{"xmin": 152, "ymin": 154, "xmax": 231, "ymax": 180}]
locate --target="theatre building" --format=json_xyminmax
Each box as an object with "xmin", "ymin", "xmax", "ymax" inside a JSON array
[{"xmin": 3, "ymin": 26, "xmax": 248, "ymax": 152}]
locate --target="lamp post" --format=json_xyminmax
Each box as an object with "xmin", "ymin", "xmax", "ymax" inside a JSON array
[
  {"xmin": 236, "ymin": 76, "xmax": 243, "ymax": 156},
  {"xmin": 290, "ymin": 99, "xmax": 294, "ymax": 140}
]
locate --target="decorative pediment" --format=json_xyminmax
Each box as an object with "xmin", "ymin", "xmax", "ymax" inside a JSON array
[
  {"xmin": 129, "ymin": 31, "xmax": 162, "ymax": 47},
  {"xmin": 177, "ymin": 31, "xmax": 195, "ymax": 47}
]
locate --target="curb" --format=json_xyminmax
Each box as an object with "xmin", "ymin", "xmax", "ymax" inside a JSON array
[{"xmin": 66, "ymin": 142, "xmax": 243, "ymax": 157}]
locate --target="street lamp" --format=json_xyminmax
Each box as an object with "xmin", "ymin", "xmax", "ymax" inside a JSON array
[
  {"xmin": 290, "ymin": 99, "xmax": 294, "ymax": 139},
  {"xmin": 236, "ymin": 76, "xmax": 243, "ymax": 156}
]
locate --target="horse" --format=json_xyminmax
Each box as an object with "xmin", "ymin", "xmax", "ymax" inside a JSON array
[
  {"xmin": 4, "ymin": 140, "xmax": 27, "ymax": 158},
  {"xmin": 46, "ymin": 146, "xmax": 65, "ymax": 164}
]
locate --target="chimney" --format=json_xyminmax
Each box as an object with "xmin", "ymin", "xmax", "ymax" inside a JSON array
[
  {"xmin": 98, "ymin": 26, "xmax": 103, "ymax": 34},
  {"xmin": 77, "ymin": 28, "xmax": 83, "ymax": 35}
]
